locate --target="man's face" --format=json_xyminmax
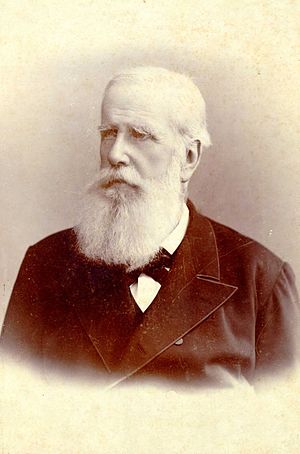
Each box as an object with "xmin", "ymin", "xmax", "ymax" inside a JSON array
[
  {"xmin": 76, "ymin": 82, "xmax": 186, "ymax": 268},
  {"xmin": 99, "ymin": 82, "xmax": 184, "ymax": 191}
]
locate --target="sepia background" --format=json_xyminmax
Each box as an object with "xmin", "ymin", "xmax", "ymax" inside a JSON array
[{"xmin": 1, "ymin": 1, "xmax": 299, "ymax": 452}]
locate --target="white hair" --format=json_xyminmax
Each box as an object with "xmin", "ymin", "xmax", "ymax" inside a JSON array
[
  {"xmin": 75, "ymin": 154, "xmax": 184, "ymax": 270},
  {"xmin": 103, "ymin": 66, "xmax": 212, "ymax": 149}
]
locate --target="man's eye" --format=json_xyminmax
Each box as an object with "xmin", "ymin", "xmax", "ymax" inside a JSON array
[
  {"xmin": 130, "ymin": 128, "xmax": 151, "ymax": 140},
  {"xmin": 100, "ymin": 129, "xmax": 118, "ymax": 140}
]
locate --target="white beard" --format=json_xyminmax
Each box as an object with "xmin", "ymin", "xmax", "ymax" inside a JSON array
[{"xmin": 75, "ymin": 156, "xmax": 185, "ymax": 270}]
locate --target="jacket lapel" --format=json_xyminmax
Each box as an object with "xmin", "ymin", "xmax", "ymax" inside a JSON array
[{"xmin": 112, "ymin": 204, "xmax": 238, "ymax": 384}]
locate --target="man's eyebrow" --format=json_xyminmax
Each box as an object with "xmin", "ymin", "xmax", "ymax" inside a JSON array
[
  {"xmin": 98, "ymin": 123, "xmax": 159, "ymax": 136},
  {"xmin": 130, "ymin": 123, "xmax": 159, "ymax": 136},
  {"xmin": 97, "ymin": 124, "xmax": 117, "ymax": 131}
]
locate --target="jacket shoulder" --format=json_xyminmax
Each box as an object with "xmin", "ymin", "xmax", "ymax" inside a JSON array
[
  {"xmin": 31, "ymin": 227, "xmax": 75, "ymax": 246},
  {"xmin": 202, "ymin": 215, "xmax": 299, "ymax": 319},
  {"xmin": 28, "ymin": 228, "xmax": 76, "ymax": 255},
  {"xmin": 204, "ymin": 215, "xmax": 291, "ymax": 307},
  {"xmin": 207, "ymin": 216, "xmax": 283, "ymax": 267},
  {"xmin": 22, "ymin": 228, "xmax": 79, "ymax": 273}
]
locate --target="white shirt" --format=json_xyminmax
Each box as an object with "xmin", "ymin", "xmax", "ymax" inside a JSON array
[{"xmin": 129, "ymin": 204, "xmax": 189, "ymax": 312}]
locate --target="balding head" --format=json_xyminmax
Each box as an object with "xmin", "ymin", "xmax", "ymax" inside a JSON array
[{"xmin": 103, "ymin": 66, "xmax": 211, "ymax": 150}]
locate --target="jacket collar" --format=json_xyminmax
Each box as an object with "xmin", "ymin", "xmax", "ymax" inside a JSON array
[{"xmin": 185, "ymin": 199, "xmax": 220, "ymax": 281}]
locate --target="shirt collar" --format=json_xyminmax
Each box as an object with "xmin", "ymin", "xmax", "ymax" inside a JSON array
[{"xmin": 161, "ymin": 203, "xmax": 189, "ymax": 255}]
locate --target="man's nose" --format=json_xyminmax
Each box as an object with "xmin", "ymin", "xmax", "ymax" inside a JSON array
[{"xmin": 107, "ymin": 133, "xmax": 130, "ymax": 167}]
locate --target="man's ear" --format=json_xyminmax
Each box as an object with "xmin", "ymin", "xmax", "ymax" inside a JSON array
[{"xmin": 180, "ymin": 140, "xmax": 202, "ymax": 183}]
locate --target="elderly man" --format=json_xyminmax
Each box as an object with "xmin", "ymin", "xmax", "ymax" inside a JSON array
[{"xmin": 1, "ymin": 66, "xmax": 299, "ymax": 387}]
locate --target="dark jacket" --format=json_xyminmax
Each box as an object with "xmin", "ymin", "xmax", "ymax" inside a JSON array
[{"xmin": 1, "ymin": 203, "xmax": 299, "ymax": 387}]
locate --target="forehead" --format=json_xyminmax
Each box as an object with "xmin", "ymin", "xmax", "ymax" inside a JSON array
[{"xmin": 101, "ymin": 82, "xmax": 172, "ymax": 132}]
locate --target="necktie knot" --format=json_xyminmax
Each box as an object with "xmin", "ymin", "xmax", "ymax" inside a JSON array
[{"xmin": 126, "ymin": 248, "xmax": 173, "ymax": 285}]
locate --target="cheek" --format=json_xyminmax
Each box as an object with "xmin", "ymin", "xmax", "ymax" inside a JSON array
[
  {"xmin": 141, "ymin": 143, "xmax": 174, "ymax": 173},
  {"xmin": 138, "ymin": 153, "xmax": 171, "ymax": 177}
]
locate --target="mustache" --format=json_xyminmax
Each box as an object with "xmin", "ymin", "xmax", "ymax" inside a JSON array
[{"xmin": 97, "ymin": 167, "xmax": 143, "ymax": 189}]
